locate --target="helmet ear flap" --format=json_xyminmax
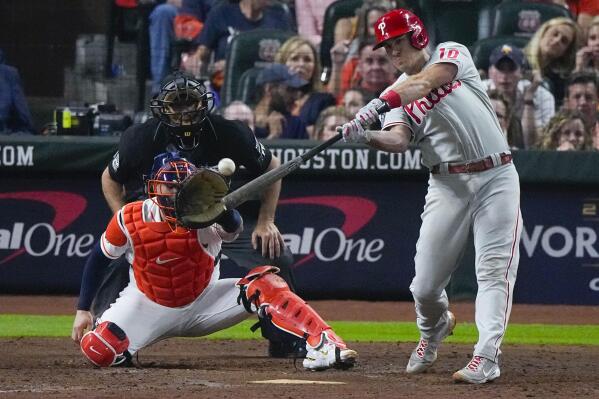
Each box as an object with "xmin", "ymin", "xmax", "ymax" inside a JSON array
[{"xmin": 410, "ymin": 25, "xmax": 428, "ymax": 50}]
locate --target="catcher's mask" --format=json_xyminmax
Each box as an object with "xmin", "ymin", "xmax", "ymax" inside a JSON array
[
  {"xmin": 150, "ymin": 71, "xmax": 214, "ymax": 150},
  {"xmin": 147, "ymin": 158, "xmax": 198, "ymax": 227}
]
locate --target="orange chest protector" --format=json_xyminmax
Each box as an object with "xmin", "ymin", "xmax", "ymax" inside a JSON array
[{"xmin": 122, "ymin": 202, "xmax": 215, "ymax": 307}]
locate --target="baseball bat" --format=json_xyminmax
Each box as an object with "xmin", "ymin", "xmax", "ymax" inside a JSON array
[
  {"xmin": 221, "ymin": 101, "xmax": 390, "ymax": 210},
  {"xmin": 222, "ymin": 132, "xmax": 343, "ymax": 210}
]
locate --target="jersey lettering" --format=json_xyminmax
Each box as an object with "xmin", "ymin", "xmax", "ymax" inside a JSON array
[
  {"xmin": 439, "ymin": 47, "xmax": 459, "ymax": 59},
  {"xmin": 404, "ymin": 81, "xmax": 462, "ymax": 125}
]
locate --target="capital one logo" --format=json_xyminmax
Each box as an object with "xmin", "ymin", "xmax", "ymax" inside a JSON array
[
  {"xmin": 0, "ymin": 192, "xmax": 91, "ymax": 264},
  {"xmin": 279, "ymin": 196, "xmax": 384, "ymax": 265}
]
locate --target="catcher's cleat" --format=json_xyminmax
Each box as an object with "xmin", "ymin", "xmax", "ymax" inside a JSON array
[
  {"xmin": 302, "ymin": 331, "xmax": 358, "ymax": 371},
  {"xmin": 452, "ymin": 356, "xmax": 500, "ymax": 384},
  {"xmin": 406, "ymin": 310, "xmax": 456, "ymax": 374}
]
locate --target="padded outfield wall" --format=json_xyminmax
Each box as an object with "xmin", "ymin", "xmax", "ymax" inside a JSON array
[{"xmin": 0, "ymin": 135, "xmax": 598, "ymax": 305}]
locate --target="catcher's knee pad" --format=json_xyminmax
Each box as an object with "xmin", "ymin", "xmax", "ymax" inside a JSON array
[
  {"xmin": 237, "ymin": 265, "xmax": 345, "ymax": 348},
  {"xmin": 80, "ymin": 321, "xmax": 130, "ymax": 367}
]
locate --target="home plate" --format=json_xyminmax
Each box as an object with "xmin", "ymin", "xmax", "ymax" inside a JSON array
[{"xmin": 249, "ymin": 379, "xmax": 346, "ymax": 385}]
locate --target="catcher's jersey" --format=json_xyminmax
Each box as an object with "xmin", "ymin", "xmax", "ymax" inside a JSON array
[{"xmin": 381, "ymin": 42, "xmax": 509, "ymax": 168}]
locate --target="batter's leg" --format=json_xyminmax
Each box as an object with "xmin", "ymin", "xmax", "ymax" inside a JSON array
[
  {"xmin": 411, "ymin": 176, "xmax": 471, "ymax": 341},
  {"xmin": 471, "ymin": 166, "xmax": 521, "ymax": 362}
]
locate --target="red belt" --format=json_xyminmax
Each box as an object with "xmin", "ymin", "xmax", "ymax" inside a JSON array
[{"xmin": 431, "ymin": 153, "xmax": 513, "ymax": 174}]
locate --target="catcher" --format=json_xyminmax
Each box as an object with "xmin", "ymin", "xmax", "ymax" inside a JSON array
[{"xmin": 71, "ymin": 156, "xmax": 357, "ymax": 371}]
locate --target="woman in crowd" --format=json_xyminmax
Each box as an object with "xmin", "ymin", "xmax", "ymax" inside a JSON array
[
  {"xmin": 314, "ymin": 106, "xmax": 352, "ymax": 141},
  {"xmin": 487, "ymin": 89, "xmax": 525, "ymax": 149},
  {"xmin": 537, "ymin": 108, "xmax": 593, "ymax": 150},
  {"xmin": 273, "ymin": 36, "xmax": 336, "ymax": 139},
  {"xmin": 525, "ymin": 17, "xmax": 582, "ymax": 106},
  {"xmin": 575, "ymin": 16, "xmax": 599, "ymax": 74}
]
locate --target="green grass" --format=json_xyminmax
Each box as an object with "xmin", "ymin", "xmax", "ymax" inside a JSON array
[{"xmin": 1, "ymin": 315, "xmax": 598, "ymax": 345}]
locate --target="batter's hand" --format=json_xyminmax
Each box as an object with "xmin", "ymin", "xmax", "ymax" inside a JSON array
[
  {"xmin": 252, "ymin": 220, "xmax": 284, "ymax": 259},
  {"xmin": 72, "ymin": 310, "xmax": 93, "ymax": 343},
  {"xmin": 355, "ymin": 98, "xmax": 385, "ymax": 127},
  {"xmin": 340, "ymin": 120, "xmax": 370, "ymax": 143}
]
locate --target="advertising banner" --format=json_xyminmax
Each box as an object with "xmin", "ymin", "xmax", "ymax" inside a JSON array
[
  {"xmin": 1, "ymin": 175, "xmax": 598, "ymax": 304},
  {"xmin": 1, "ymin": 136, "xmax": 598, "ymax": 304}
]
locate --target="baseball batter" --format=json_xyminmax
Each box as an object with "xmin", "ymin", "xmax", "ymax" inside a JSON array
[
  {"xmin": 341, "ymin": 9, "xmax": 522, "ymax": 384},
  {"xmin": 71, "ymin": 156, "xmax": 357, "ymax": 371}
]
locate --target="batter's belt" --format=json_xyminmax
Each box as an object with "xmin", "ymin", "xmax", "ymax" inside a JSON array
[{"xmin": 431, "ymin": 152, "xmax": 512, "ymax": 174}]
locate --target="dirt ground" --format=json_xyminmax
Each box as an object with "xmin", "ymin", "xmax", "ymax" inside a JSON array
[{"xmin": 1, "ymin": 296, "xmax": 599, "ymax": 398}]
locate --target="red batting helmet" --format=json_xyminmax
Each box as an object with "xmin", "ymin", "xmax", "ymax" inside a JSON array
[{"xmin": 373, "ymin": 9, "xmax": 429, "ymax": 50}]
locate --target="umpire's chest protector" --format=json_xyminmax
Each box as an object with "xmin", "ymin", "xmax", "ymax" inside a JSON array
[{"xmin": 122, "ymin": 203, "xmax": 215, "ymax": 307}]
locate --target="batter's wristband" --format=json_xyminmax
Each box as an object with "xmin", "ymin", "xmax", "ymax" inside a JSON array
[{"xmin": 380, "ymin": 91, "xmax": 402, "ymax": 109}]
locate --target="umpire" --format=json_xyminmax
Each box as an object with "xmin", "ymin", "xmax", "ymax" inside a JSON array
[{"xmin": 94, "ymin": 71, "xmax": 302, "ymax": 358}]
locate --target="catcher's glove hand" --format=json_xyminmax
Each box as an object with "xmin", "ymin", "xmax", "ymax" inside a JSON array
[{"xmin": 175, "ymin": 168, "xmax": 229, "ymax": 229}]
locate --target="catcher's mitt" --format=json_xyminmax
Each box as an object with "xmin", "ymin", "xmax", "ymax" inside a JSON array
[{"xmin": 175, "ymin": 168, "xmax": 229, "ymax": 229}]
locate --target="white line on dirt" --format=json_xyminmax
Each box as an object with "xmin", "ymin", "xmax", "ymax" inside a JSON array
[{"xmin": 249, "ymin": 379, "xmax": 346, "ymax": 385}]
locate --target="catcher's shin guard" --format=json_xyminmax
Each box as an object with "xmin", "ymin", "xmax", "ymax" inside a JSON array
[
  {"xmin": 237, "ymin": 266, "xmax": 347, "ymax": 349},
  {"xmin": 80, "ymin": 321, "xmax": 130, "ymax": 367}
]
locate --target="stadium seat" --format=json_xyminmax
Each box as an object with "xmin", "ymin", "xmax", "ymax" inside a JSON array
[
  {"xmin": 416, "ymin": 0, "xmax": 502, "ymax": 47},
  {"xmin": 491, "ymin": 1, "xmax": 573, "ymax": 38},
  {"xmin": 236, "ymin": 67, "xmax": 264, "ymax": 106},
  {"xmin": 105, "ymin": 0, "xmax": 155, "ymax": 111},
  {"xmin": 469, "ymin": 36, "xmax": 530, "ymax": 71},
  {"xmin": 319, "ymin": 0, "xmax": 363, "ymax": 84},
  {"xmin": 221, "ymin": 29, "xmax": 294, "ymax": 107}
]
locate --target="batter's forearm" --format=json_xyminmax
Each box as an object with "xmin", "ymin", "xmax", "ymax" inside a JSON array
[
  {"xmin": 101, "ymin": 167, "xmax": 125, "ymax": 214},
  {"xmin": 365, "ymin": 129, "xmax": 411, "ymax": 153},
  {"xmin": 381, "ymin": 64, "xmax": 458, "ymax": 109}
]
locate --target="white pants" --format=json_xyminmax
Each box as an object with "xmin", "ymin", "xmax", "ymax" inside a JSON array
[
  {"xmin": 410, "ymin": 163, "xmax": 522, "ymax": 362},
  {"xmin": 99, "ymin": 269, "xmax": 250, "ymax": 354}
]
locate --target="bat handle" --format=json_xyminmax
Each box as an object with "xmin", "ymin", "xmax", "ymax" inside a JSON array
[{"xmin": 376, "ymin": 100, "xmax": 390, "ymax": 114}]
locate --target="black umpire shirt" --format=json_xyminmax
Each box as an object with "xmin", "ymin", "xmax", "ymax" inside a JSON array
[{"xmin": 108, "ymin": 115, "xmax": 272, "ymax": 204}]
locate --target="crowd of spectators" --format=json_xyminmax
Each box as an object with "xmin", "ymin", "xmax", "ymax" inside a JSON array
[{"xmin": 2, "ymin": 0, "xmax": 598, "ymax": 151}]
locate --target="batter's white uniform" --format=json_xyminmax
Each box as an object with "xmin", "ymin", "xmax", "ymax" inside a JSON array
[
  {"xmin": 98, "ymin": 199, "xmax": 249, "ymax": 354},
  {"xmin": 382, "ymin": 42, "xmax": 522, "ymax": 362}
]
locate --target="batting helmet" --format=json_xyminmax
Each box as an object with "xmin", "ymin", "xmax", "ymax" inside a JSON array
[
  {"xmin": 150, "ymin": 71, "xmax": 214, "ymax": 150},
  {"xmin": 373, "ymin": 9, "xmax": 429, "ymax": 50},
  {"xmin": 147, "ymin": 157, "xmax": 198, "ymax": 226}
]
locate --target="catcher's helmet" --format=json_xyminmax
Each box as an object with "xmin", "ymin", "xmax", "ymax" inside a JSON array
[
  {"xmin": 373, "ymin": 9, "xmax": 428, "ymax": 50},
  {"xmin": 150, "ymin": 71, "xmax": 214, "ymax": 150},
  {"xmin": 147, "ymin": 157, "xmax": 198, "ymax": 227}
]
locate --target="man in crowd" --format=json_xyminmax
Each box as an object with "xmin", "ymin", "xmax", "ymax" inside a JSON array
[
  {"xmin": 563, "ymin": 71, "xmax": 598, "ymax": 129},
  {"xmin": 482, "ymin": 44, "xmax": 555, "ymax": 149},
  {"xmin": 0, "ymin": 49, "xmax": 35, "ymax": 134},
  {"xmin": 181, "ymin": 0, "xmax": 292, "ymax": 81}
]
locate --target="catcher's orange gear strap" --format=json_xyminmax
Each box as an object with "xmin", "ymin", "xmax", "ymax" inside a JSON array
[
  {"xmin": 80, "ymin": 321, "xmax": 129, "ymax": 367},
  {"xmin": 237, "ymin": 265, "xmax": 347, "ymax": 349}
]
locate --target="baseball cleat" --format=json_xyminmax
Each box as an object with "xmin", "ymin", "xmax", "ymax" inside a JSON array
[
  {"xmin": 406, "ymin": 310, "xmax": 456, "ymax": 374},
  {"xmin": 452, "ymin": 355, "xmax": 500, "ymax": 384},
  {"xmin": 303, "ymin": 332, "xmax": 358, "ymax": 371}
]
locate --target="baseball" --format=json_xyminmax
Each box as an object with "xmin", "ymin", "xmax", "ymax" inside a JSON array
[{"xmin": 218, "ymin": 158, "xmax": 236, "ymax": 176}]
